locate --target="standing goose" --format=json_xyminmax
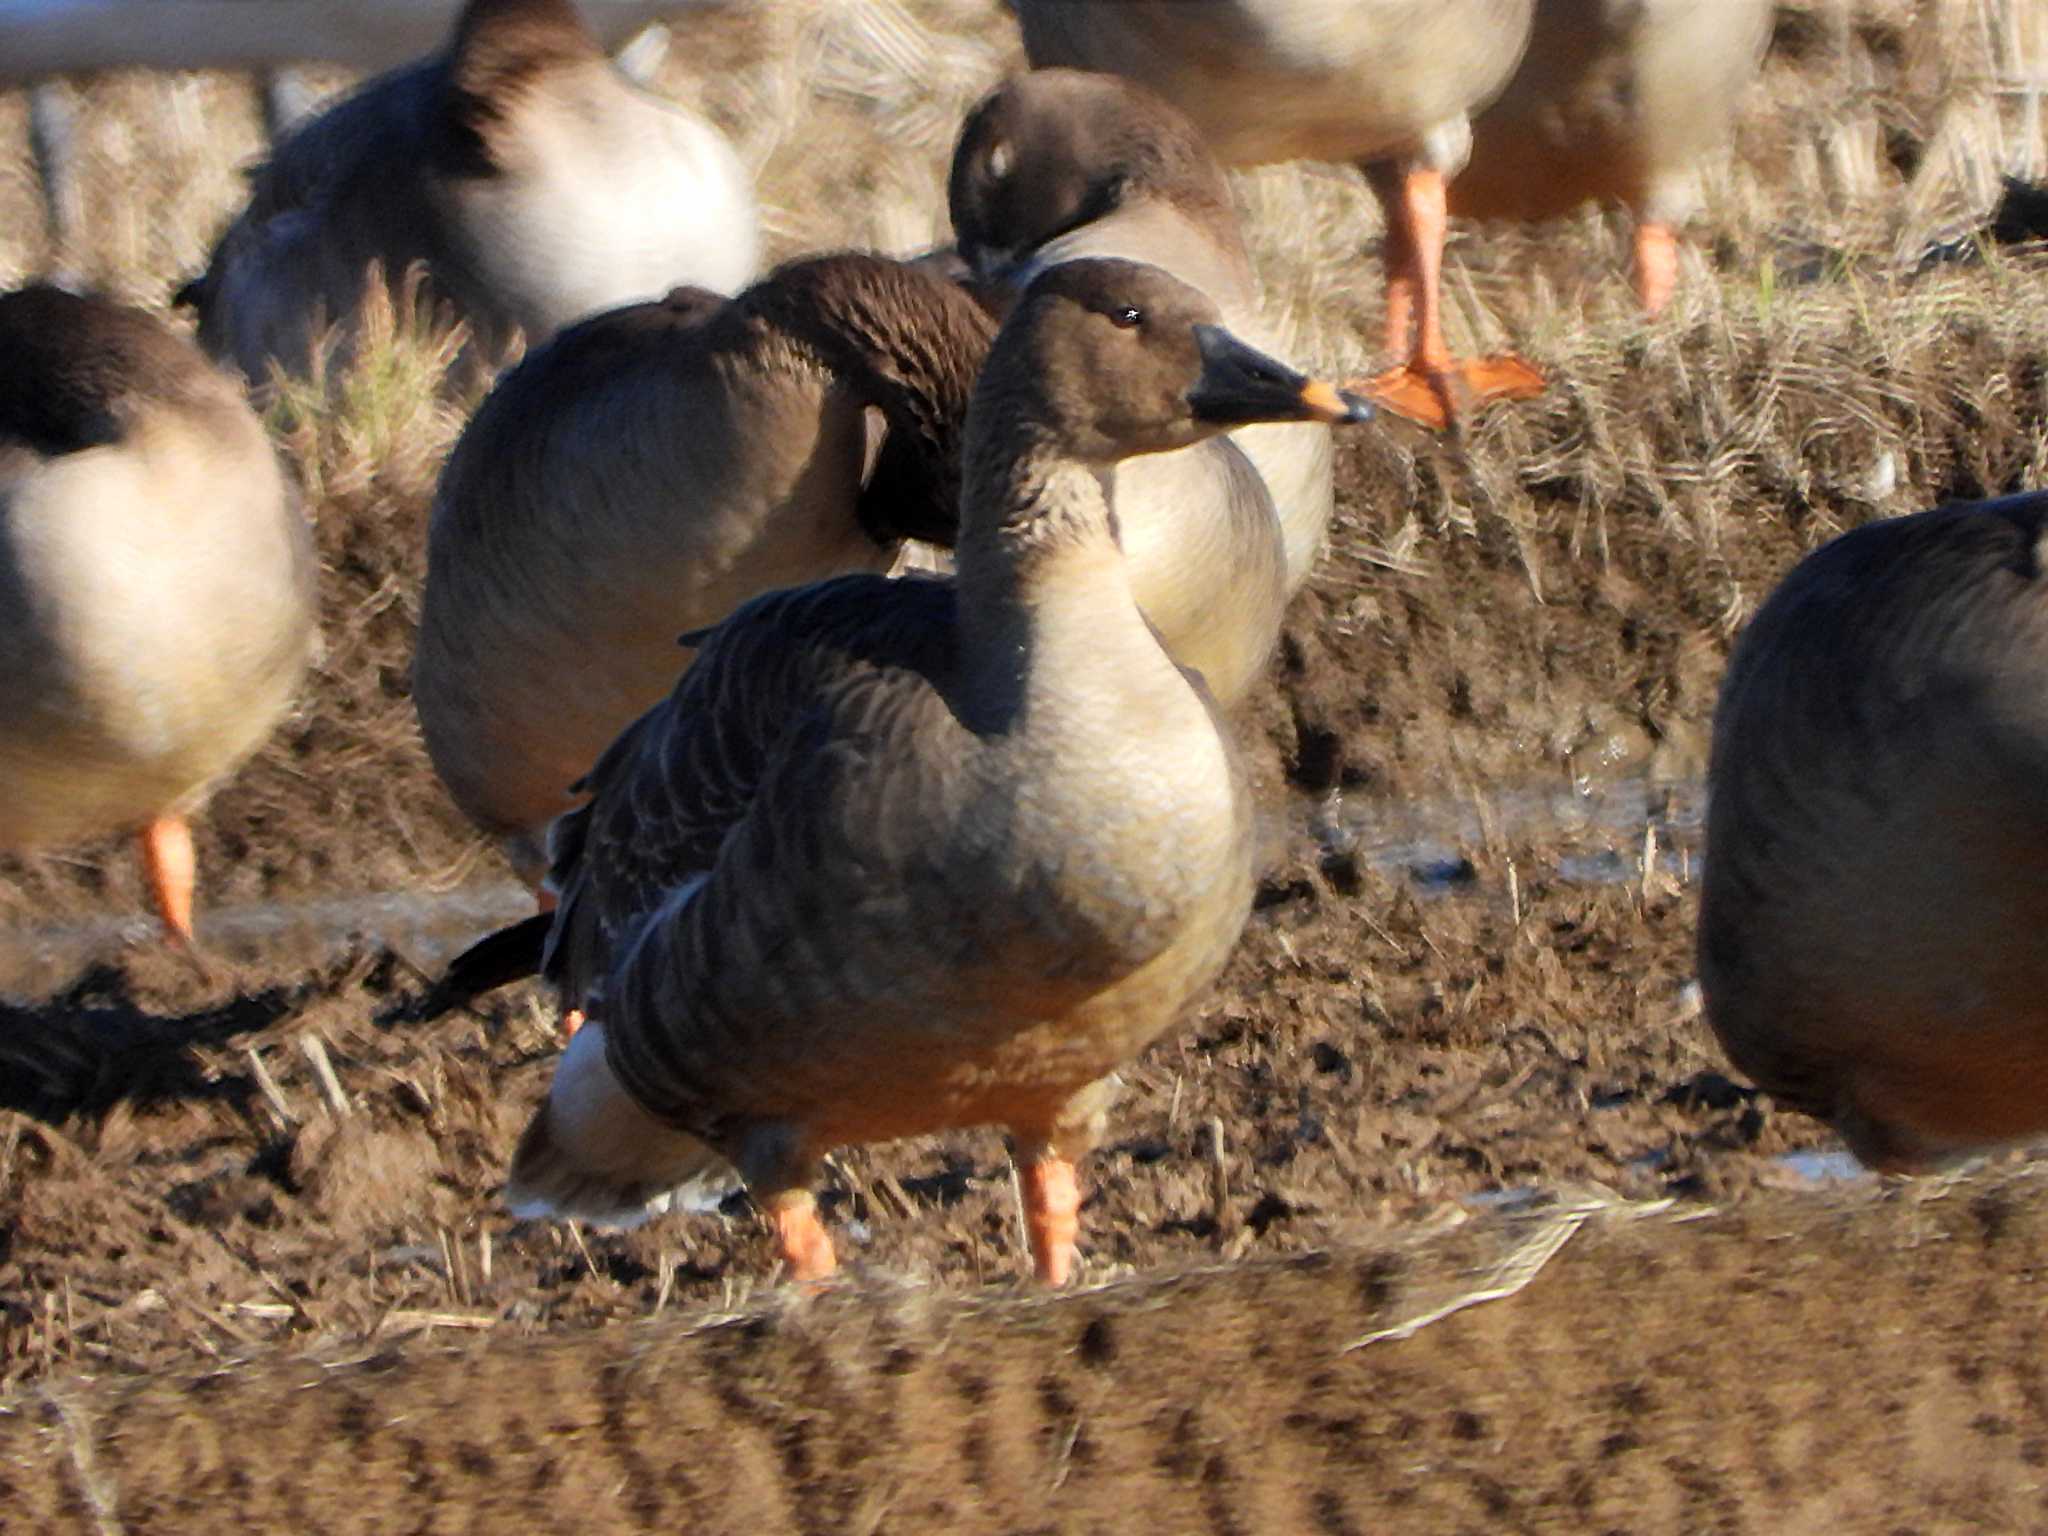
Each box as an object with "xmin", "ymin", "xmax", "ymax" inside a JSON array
[
  {"xmin": 1699, "ymin": 493, "xmax": 2048, "ymax": 1172},
  {"xmin": 1010, "ymin": 0, "xmax": 1543, "ymax": 430},
  {"xmin": 1451, "ymin": 0, "xmax": 1774, "ymax": 314},
  {"xmin": 505, "ymin": 259, "xmax": 1374, "ymax": 1284},
  {"xmin": 415, "ymin": 254, "xmax": 997, "ymax": 889},
  {"xmin": 0, "ymin": 286, "xmax": 317, "ymax": 942},
  {"xmin": 176, "ymin": 0, "xmax": 758, "ymax": 383},
  {"xmin": 949, "ymin": 68, "xmax": 1328, "ymax": 625}
]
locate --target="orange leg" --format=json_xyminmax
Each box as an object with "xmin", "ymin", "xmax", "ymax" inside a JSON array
[
  {"xmin": 1632, "ymin": 219, "xmax": 1680, "ymax": 316},
  {"xmin": 1021, "ymin": 1156, "xmax": 1082, "ymax": 1286},
  {"xmin": 768, "ymin": 1189, "xmax": 837, "ymax": 1283},
  {"xmin": 1359, "ymin": 166, "xmax": 1545, "ymax": 430},
  {"xmin": 138, "ymin": 814, "xmax": 196, "ymax": 945}
]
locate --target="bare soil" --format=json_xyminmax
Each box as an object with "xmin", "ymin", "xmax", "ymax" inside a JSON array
[{"xmin": 4, "ymin": 2, "xmax": 2048, "ymax": 1528}]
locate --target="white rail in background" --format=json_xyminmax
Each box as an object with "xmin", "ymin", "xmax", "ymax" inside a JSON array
[{"xmin": 0, "ymin": 0, "xmax": 702, "ymax": 83}]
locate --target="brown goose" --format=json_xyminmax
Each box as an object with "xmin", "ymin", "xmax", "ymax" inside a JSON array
[
  {"xmin": 504, "ymin": 259, "xmax": 1374, "ymax": 1284},
  {"xmin": 1699, "ymin": 492, "xmax": 2048, "ymax": 1172},
  {"xmin": 949, "ymin": 68, "xmax": 1329, "ymax": 616},
  {"xmin": 0, "ymin": 285, "xmax": 317, "ymax": 942},
  {"xmin": 176, "ymin": 0, "xmax": 757, "ymax": 383},
  {"xmin": 1010, "ymin": 0, "xmax": 1543, "ymax": 430},
  {"xmin": 414, "ymin": 254, "xmax": 996, "ymax": 889},
  {"xmin": 1451, "ymin": 0, "xmax": 1774, "ymax": 313}
]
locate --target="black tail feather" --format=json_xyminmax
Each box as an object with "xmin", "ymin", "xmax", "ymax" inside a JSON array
[{"xmin": 419, "ymin": 911, "xmax": 553, "ymax": 1019}]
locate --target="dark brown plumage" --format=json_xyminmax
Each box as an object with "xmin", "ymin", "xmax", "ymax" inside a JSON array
[{"xmin": 1700, "ymin": 492, "xmax": 2048, "ymax": 1171}]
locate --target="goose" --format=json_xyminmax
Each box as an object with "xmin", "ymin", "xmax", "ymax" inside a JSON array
[
  {"xmin": 1009, "ymin": 0, "xmax": 1543, "ymax": 430},
  {"xmin": 503, "ymin": 258, "xmax": 1374, "ymax": 1284},
  {"xmin": 1450, "ymin": 0, "xmax": 1774, "ymax": 313},
  {"xmin": 175, "ymin": 0, "xmax": 758, "ymax": 384},
  {"xmin": 0, "ymin": 285, "xmax": 317, "ymax": 942},
  {"xmin": 414, "ymin": 253, "xmax": 998, "ymax": 890},
  {"xmin": 948, "ymin": 68, "xmax": 1330, "ymax": 614},
  {"xmin": 1698, "ymin": 492, "xmax": 2048, "ymax": 1173}
]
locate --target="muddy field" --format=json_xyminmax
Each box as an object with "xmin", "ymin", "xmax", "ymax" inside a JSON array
[{"xmin": 5, "ymin": 1, "xmax": 2048, "ymax": 1528}]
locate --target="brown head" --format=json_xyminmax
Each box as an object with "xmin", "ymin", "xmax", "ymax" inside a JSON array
[
  {"xmin": 0, "ymin": 284, "xmax": 228, "ymax": 457},
  {"xmin": 968, "ymin": 257, "xmax": 1367, "ymax": 487},
  {"xmin": 949, "ymin": 70, "xmax": 1243, "ymax": 286}
]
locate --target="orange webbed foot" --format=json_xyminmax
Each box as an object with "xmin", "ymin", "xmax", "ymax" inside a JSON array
[
  {"xmin": 1356, "ymin": 353, "xmax": 1546, "ymax": 432},
  {"xmin": 768, "ymin": 1190, "xmax": 837, "ymax": 1284}
]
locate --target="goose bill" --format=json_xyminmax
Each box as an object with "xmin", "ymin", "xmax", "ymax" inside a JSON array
[{"xmin": 1188, "ymin": 323, "xmax": 1372, "ymax": 427}]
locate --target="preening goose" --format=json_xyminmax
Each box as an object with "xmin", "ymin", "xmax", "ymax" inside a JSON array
[
  {"xmin": 1010, "ymin": 0, "xmax": 1543, "ymax": 430},
  {"xmin": 415, "ymin": 254, "xmax": 996, "ymax": 887},
  {"xmin": 504, "ymin": 259, "xmax": 1374, "ymax": 1284},
  {"xmin": 949, "ymin": 68, "xmax": 1330, "ymax": 625},
  {"xmin": 0, "ymin": 286, "xmax": 317, "ymax": 942},
  {"xmin": 176, "ymin": 0, "xmax": 758, "ymax": 383},
  {"xmin": 1451, "ymin": 0, "xmax": 1773, "ymax": 313},
  {"xmin": 1699, "ymin": 493, "xmax": 2048, "ymax": 1172}
]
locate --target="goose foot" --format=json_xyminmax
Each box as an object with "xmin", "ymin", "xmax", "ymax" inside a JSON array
[
  {"xmin": 1356, "ymin": 353, "xmax": 1545, "ymax": 432},
  {"xmin": 138, "ymin": 814, "xmax": 196, "ymax": 945},
  {"xmin": 1021, "ymin": 1155, "xmax": 1081, "ymax": 1286},
  {"xmin": 768, "ymin": 1189, "xmax": 838, "ymax": 1283},
  {"xmin": 1633, "ymin": 220, "xmax": 1680, "ymax": 316}
]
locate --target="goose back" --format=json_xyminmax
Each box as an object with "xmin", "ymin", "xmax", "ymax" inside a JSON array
[{"xmin": 1699, "ymin": 493, "xmax": 2048, "ymax": 1170}]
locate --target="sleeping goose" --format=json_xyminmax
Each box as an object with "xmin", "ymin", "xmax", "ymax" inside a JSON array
[
  {"xmin": 503, "ymin": 258, "xmax": 1374, "ymax": 1283},
  {"xmin": 414, "ymin": 254, "xmax": 997, "ymax": 889},
  {"xmin": 949, "ymin": 68, "xmax": 1330, "ymax": 613},
  {"xmin": 1010, "ymin": 0, "xmax": 1543, "ymax": 430},
  {"xmin": 1451, "ymin": 0, "xmax": 1774, "ymax": 313},
  {"xmin": 176, "ymin": 0, "xmax": 758, "ymax": 384},
  {"xmin": 0, "ymin": 285, "xmax": 317, "ymax": 942},
  {"xmin": 1699, "ymin": 492, "xmax": 2048, "ymax": 1172}
]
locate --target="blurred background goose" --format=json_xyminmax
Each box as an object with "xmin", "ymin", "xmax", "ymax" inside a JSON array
[
  {"xmin": 503, "ymin": 259, "xmax": 1373, "ymax": 1284},
  {"xmin": 415, "ymin": 254, "xmax": 995, "ymax": 890},
  {"xmin": 1699, "ymin": 492, "xmax": 2048, "ymax": 1174},
  {"xmin": 1010, "ymin": 0, "xmax": 1542, "ymax": 430},
  {"xmin": 1451, "ymin": 0, "xmax": 1774, "ymax": 313},
  {"xmin": 949, "ymin": 68, "xmax": 1327, "ymax": 626},
  {"xmin": 0, "ymin": 285, "xmax": 317, "ymax": 943},
  {"xmin": 175, "ymin": 0, "xmax": 758, "ymax": 384}
]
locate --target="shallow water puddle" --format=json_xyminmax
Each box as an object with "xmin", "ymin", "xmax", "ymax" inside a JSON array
[
  {"xmin": 0, "ymin": 880, "xmax": 534, "ymax": 982},
  {"xmin": 1269, "ymin": 774, "xmax": 1706, "ymax": 895},
  {"xmin": 0, "ymin": 778, "xmax": 1707, "ymax": 983}
]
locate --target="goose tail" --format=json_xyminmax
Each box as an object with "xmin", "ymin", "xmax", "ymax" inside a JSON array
[
  {"xmin": 419, "ymin": 911, "xmax": 553, "ymax": 1019},
  {"xmin": 504, "ymin": 1022, "xmax": 740, "ymax": 1227}
]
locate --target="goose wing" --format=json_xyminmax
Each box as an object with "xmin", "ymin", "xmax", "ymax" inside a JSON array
[{"xmin": 541, "ymin": 572, "xmax": 961, "ymax": 1007}]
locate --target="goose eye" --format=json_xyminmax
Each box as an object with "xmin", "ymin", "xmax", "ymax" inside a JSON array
[{"xmin": 1111, "ymin": 306, "xmax": 1143, "ymax": 330}]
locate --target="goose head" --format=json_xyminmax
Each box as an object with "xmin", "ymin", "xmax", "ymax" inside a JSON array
[
  {"xmin": 974, "ymin": 257, "xmax": 1368, "ymax": 473},
  {"xmin": 949, "ymin": 69, "xmax": 1246, "ymax": 297}
]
